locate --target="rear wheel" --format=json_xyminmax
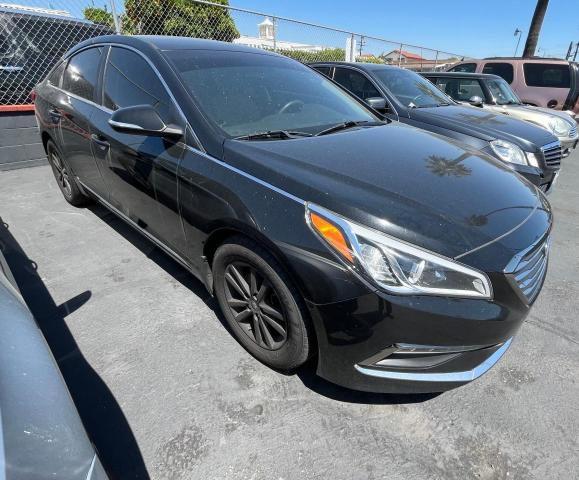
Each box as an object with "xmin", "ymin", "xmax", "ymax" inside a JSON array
[
  {"xmin": 213, "ymin": 237, "xmax": 313, "ymax": 371},
  {"xmin": 46, "ymin": 140, "xmax": 90, "ymax": 207}
]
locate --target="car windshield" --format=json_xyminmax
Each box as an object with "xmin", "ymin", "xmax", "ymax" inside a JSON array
[
  {"xmin": 485, "ymin": 78, "xmax": 521, "ymax": 105},
  {"xmin": 165, "ymin": 50, "xmax": 378, "ymax": 138},
  {"xmin": 372, "ymin": 67, "xmax": 452, "ymax": 108}
]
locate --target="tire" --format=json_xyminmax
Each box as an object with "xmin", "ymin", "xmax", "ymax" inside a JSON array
[
  {"xmin": 46, "ymin": 140, "xmax": 90, "ymax": 207},
  {"xmin": 213, "ymin": 236, "xmax": 314, "ymax": 371}
]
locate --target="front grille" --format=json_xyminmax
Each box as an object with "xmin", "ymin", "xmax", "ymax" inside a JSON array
[
  {"xmin": 541, "ymin": 141, "xmax": 562, "ymax": 169},
  {"xmin": 510, "ymin": 237, "xmax": 550, "ymax": 304},
  {"xmin": 569, "ymin": 124, "xmax": 578, "ymax": 138}
]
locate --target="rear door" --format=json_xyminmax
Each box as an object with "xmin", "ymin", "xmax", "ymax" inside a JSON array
[
  {"xmin": 90, "ymin": 46, "xmax": 188, "ymax": 256},
  {"xmin": 58, "ymin": 46, "xmax": 109, "ymax": 195}
]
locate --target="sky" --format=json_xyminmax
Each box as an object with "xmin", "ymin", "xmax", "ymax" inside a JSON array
[{"xmin": 228, "ymin": 0, "xmax": 579, "ymax": 59}]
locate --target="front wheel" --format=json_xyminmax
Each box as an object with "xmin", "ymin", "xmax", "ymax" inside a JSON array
[{"xmin": 213, "ymin": 237, "xmax": 314, "ymax": 371}]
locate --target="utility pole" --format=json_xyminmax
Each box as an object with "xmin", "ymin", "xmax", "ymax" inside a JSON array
[
  {"xmin": 574, "ymin": 42, "xmax": 579, "ymax": 62},
  {"xmin": 523, "ymin": 0, "xmax": 550, "ymax": 57}
]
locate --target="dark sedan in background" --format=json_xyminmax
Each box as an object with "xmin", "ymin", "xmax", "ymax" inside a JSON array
[
  {"xmin": 421, "ymin": 71, "xmax": 578, "ymax": 156},
  {"xmin": 34, "ymin": 36, "xmax": 552, "ymax": 394},
  {"xmin": 310, "ymin": 62, "xmax": 563, "ymax": 193}
]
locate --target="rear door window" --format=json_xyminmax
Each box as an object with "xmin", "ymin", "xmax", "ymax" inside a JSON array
[
  {"xmin": 47, "ymin": 61, "xmax": 65, "ymax": 87},
  {"xmin": 482, "ymin": 62, "xmax": 514, "ymax": 84},
  {"xmin": 61, "ymin": 47, "xmax": 103, "ymax": 101},
  {"xmin": 313, "ymin": 66, "xmax": 332, "ymax": 77},
  {"xmin": 449, "ymin": 63, "xmax": 477, "ymax": 73},
  {"xmin": 523, "ymin": 63, "xmax": 570, "ymax": 88}
]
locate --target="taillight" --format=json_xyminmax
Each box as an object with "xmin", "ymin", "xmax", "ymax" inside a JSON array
[{"xmin": 30, "ymin": 89, "xmax": 37, "ymax": 103}]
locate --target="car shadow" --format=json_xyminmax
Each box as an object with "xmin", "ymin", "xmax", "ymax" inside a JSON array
[
  {"xmin": 0, "ymin": 217, "xmax": 150, "ymax": 480},
  {"xmin": 88, "ymin": 204, "xmax": 440, "ymax": 406}
]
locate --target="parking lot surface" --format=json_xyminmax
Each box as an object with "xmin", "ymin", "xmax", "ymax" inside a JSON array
[{"xmin": 1, "ymin": 151, "xmax": 578, "ymax": 480}]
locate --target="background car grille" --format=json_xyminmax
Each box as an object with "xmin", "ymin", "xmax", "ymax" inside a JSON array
[
  {"xmin": 541, "ymin": 142, "xmax": 562, "ymax": 169},
  {"xmin": 511, "ymin": 237, "xmax": 550, "ymax": 304},
  {"xmin": 569, "ymin": 124, "xmax": 578, "ymax": 138}
]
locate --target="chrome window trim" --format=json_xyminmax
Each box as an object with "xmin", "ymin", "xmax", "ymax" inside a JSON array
[
  {"xmin": 57, "ymin": 42, "xmax": 206, "ymax": 152},
  {"xmin": 355, "ymin": 338, "xmax": 513, "ymax": 383}
]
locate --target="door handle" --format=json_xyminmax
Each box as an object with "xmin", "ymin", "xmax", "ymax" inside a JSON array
[
  {"xmin": 91, "ymin": 134, "xmax": 110, "ymax": 149},
  {"xmin": 48, "ymin": 108, "xmax": 62, "ymax": 119}
]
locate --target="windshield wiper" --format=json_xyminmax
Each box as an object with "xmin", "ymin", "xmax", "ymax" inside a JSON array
[
  {"xmin": 235, "ymin": 130, "xmax": 312, "ymax": 140},
  {"xmin": 315, "ymin": 120, "xmax": 378, "ymax": 136}
]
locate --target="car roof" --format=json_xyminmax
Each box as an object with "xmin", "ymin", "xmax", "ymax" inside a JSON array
[
  {"xmin": 309, "ymin": 61, "xmax": 404, "ymax": 73},
  {"xmin": 421, "ymin": 72, "xmax": 502, "ymax": 80},
  {"xmin": 67, "ymin": 34, "xmax": 280, "ymax": 58}
]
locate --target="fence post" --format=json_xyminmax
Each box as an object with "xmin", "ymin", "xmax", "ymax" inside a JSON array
[{"xmin": 109, "ymin": 0, "xmax": 121, "ymax": 34}]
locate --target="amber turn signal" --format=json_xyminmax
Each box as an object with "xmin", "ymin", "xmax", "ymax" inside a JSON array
[{"xmin": 309, "ymin": 212, "xmax": 354, "ymax": 263}]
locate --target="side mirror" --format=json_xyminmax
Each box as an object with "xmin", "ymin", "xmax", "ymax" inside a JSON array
[
  {"xmin": 108, "ymin": 105, "xmax": 183, "ymax": 137},
  {"xmin": 365, "ymin": 97, "xmax": 388, "ymax": 112},
  {"xmin": 468, "ymin": 95, "xmax": 484, "ymax": 107}
]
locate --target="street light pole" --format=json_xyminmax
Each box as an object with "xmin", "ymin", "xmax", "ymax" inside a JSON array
[{"xmin": 514, "ymin": 28, "xmax": 522, "ymax": 56}]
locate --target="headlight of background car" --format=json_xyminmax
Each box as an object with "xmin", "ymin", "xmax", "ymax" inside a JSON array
[
  {"xmin": 547, "ymin": 116, "xmax": 572, "ymax": 137},
  {"xmin": 490, "ymin": 140, "xmax": 527, "ymax": 165},
  {"xmin": 306, "ymin": 204, "xmax": 492, "ymax": 299}
]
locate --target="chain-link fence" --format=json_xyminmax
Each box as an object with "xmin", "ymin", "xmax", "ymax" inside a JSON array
[{"xmin": 1, "ymin": 0, "xmax": 469, "ymax": 107}]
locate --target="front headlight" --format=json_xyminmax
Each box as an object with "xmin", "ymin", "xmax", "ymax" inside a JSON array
[
  {"xmin": 306, "ymin": 204, "xmax": 492, "ymax": 299},
  {"xmin": 547, "ymin": 116, "xmax": 572, "ymax": 136},
  {"xmin": 490, "ymin": 140, "xmax": 527, "ymax": 165}
]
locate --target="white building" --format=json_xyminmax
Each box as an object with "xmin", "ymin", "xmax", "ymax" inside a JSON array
[{"xmin": 233, "ymin": 17, "xmax": 325, "ymax": 52}]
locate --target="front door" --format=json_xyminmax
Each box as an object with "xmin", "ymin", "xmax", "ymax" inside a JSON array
[{"xmin": 90, "ymin": 46, "xmax": 188, "ymax": 257}]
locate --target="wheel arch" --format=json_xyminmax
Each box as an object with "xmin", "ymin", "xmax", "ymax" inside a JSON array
[{"xmin": 203, "ymin": 221, "xmax": 312, "ymax": 304}]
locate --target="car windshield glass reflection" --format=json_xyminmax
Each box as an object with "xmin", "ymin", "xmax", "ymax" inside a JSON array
[
  {"xmin": 166, "ymin": 50, "xmax": 378, "ymax": 138},
  {"xmin": 373, "ymin": 68, "xmax": 452, "ymax": 108},
  {"xmin": 486, "ymin": 78, "xmax": 522, "ymax": 105}
]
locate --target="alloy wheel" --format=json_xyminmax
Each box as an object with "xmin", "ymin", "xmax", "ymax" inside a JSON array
[
  {"xmin": 223, "ymin": 261, "xmax": 288, "ymax": 350},
  {"xmin": 50, "ymin": 150, "xmax": 72, "ymax": 198}
]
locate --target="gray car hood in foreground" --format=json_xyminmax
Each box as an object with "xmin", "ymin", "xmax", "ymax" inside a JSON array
[{"xmin": 0, "ymin": 259, "xmax": 107, "ymax": 480}]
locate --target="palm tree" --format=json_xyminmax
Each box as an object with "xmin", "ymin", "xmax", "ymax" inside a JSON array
[
  {"xmin": 425, "ymin": 153, "xmax": 472, "ymax": 178},
  {"xmin": 522, "ymin": 0, "xmax": 550, "ymax": 58}
]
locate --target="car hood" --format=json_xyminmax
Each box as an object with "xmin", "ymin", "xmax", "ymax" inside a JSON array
[
  {"xmin": 223, "ymin": 123, "xmax": 547, "ymax": 260},
  {"xmin": 509, "ymin": 104, "xmax": 575, "ymax": 124},
  {"xmin": 409, "ymin": 104, "xmax": 556, "ymax": 149}
]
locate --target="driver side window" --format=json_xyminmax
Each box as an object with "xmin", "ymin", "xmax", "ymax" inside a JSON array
[
  {"xmin": 333, "ymin": 68, "xmax": 382, "ymax": 101},
  {"xmin": 102, "ymin": 47, "xmax": 170, "ymax": 111}
]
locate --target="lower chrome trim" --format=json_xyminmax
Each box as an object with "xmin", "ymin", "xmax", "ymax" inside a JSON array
[{"xmin": 354, "ymin": 338, "xmax": 512, "ymax": 383}]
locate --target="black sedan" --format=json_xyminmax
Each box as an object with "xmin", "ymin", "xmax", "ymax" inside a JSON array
[
  {"xmin": 34, "ymin": 36, "xmax": 552, "ymax": 394},
  {"xmin": 310, "ymin": 62, "xmax": 562, "ymax": 193}
]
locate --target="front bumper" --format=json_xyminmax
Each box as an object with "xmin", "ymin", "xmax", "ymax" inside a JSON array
[{"xmin": 306, "ymin": 271, "xmax": 529, "ymax": 394}]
